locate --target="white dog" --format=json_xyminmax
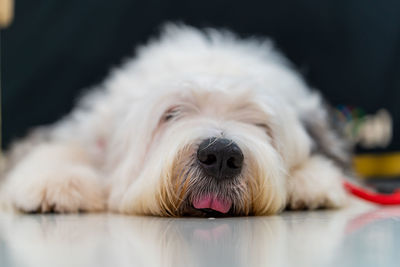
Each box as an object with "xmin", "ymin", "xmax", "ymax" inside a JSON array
[{"xmin": 0, "ymin": 24, "xmax": 350, "ymax": 216}]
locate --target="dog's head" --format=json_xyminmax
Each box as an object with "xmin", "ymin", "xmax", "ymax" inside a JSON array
[{"xmin": 107, "ymin": 77, "xmax": 311, "ymax": 216}]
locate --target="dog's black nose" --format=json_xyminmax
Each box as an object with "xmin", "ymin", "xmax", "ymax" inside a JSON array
[{"xmin": 197, "ymin": 138, "xmax": 244, "ymax": 180}]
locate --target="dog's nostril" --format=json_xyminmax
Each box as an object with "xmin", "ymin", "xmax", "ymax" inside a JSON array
[
  {"xmin": 197, "ymin": 138, "xmax": 244, "ymax": 179},
  {"xmin": 227, "ymin": 156, "xmax": 241, "ymax": 169},
  {"xmin": 199, "ymin": 154, "xmax": 217, "ymax": 165}
]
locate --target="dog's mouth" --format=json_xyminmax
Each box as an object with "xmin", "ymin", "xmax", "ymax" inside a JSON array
[
  {"xmin": 174, "ymin": 163, "xmax": 244, "ymax": 217},
  {"xmin": 185, "ymin": 194, "xmax": 233, "ymax": 217},
  {"xmin": 194, "ymin": 208, "xmax": 232, "ymax": 217},
  {"xmin": 192, "ymin": 195, "xmax": 232, "ymax": 214}
]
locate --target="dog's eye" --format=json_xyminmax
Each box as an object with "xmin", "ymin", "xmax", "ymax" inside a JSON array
[
  {"xmin": 255, "ymin": 123, "xmax": 272, "ymax": 136},
  {"xmin": 165, "ymin": 113, "xmax": 175, "ymax": 121},
  {"xmin": 255, "ymin": 123, "xmax": 269, "ymax": 130},
  {"xmin": 163, "ymin": 107, "xmax": 181, "ymax": 122}
]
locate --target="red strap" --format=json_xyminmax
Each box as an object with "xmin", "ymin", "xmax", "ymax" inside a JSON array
[{"xmin": 343, "ymin": 181, "xmax": 400, "ymax": 205}]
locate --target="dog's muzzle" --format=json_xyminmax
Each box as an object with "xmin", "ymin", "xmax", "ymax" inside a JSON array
[{"xmin": 191, "ymin": 138, "xmax": 244, "ymax": 215}]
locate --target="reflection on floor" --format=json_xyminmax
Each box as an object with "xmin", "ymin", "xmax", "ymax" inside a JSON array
[{"xmin": 0, "ymin": 199, "xmax": 399, "ymax": 267}]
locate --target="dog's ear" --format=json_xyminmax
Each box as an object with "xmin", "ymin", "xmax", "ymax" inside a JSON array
[
  {"xmin": 270, "ymin": 105, "xmax": 313, "ymax": 169},
  {"xmin": 263, "ymin": 87, "xmax": 352, "ymax": 171},
  {"xmin": 300, "ymin": 103, "xmax": 352, "ymax": 171}
]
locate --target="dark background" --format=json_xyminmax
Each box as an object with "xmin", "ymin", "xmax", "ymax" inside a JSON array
[{"xmin": 1, "ymin": 0, "xmax": 399, "ymax": 152}]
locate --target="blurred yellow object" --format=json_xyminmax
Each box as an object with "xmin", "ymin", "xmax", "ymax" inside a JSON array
[
  {"xmin": 0, "ymin": 0, "xmax": 14, "ymax": 27},
  {"xmin": 354, "ymin": 153, "xmax": 400, "ymax": 178}
]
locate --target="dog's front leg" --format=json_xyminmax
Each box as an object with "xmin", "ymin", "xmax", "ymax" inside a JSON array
[
  {"xmin": 286, "ymin": 155, "xmax": 348, "ymax": 210},
  {"xmin": 1, "ymin": 143, "xmax": 105, "ymax": 213}
]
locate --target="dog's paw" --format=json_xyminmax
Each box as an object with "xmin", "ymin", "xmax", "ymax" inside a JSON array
[
  {"xmin": 287, "ymin": 156, "xmax": 348, "ymax": 210},
  {"xmin": 3, "ymin": 165, "xmax": 105, "ymax": 213},
  {"xmin": 287, "ymin": 183, "xmax": 347, "ymax": 210}
]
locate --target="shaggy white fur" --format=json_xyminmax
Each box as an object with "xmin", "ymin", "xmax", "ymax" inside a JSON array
[{"xmin": 0, "ymin": 24, "xmax": 348, "ymax": 216}]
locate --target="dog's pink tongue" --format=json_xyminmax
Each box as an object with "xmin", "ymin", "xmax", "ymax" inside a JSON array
[{"xmin": 193, "ymin": 195, "xmax": 232, "ymax": 213}]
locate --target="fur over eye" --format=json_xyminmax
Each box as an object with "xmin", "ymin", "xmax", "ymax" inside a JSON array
[
  {"xmin": 255, "ymin": 123, "xmax": 273, "ymax": 138},
  {"xmin": 255, "ymin": 123, "xmax": 269, "ymax": 130},
  {"xmin": 163, "ymin": 106, "xmax": 181, "ymax": 122}
]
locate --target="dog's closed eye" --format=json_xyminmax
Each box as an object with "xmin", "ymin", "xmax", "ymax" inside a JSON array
[
  {"xmin": 255, "ymin": 123, "xmax": 273, "ymax": 138},
  {"xmin": 255, "ymin": 123, "xmax": 269, "ymax": 131},
  {"xmin": 163, "ymin": 106, "xmax": 181, "ymax": 122}
]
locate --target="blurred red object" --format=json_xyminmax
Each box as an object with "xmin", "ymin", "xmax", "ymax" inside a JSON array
[{"xmin": 344, "ymin": 181, "xmax": 400, "ymax": 205}]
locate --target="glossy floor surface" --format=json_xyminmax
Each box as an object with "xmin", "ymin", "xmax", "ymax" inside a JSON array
[{"xmin": 0, "ymin": 199, "xmax": 399, "ymax": 267}]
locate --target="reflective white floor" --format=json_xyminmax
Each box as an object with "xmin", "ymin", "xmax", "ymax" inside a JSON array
[{"xmin": 0, "ymin": 199, "xmax": 399, "ymax": 267}]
